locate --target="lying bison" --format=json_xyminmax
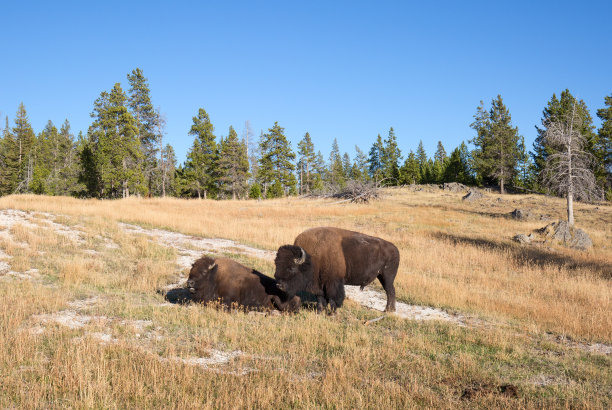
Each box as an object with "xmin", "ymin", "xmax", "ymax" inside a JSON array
[
  {"xmin": 187, "ymin": 256, "xmax": 301, "ymax": 312},
  {"xmin": 275, "ymin": 227, "xmax": 399, "ymax": 313}
]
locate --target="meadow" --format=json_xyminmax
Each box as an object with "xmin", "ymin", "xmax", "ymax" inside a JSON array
[{"xmin": 0, "ymin": 188, "xmax": 610, "ymax": 408}]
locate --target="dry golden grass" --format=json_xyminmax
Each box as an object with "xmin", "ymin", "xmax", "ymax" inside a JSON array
[
  {"xmin": 0, "ymin": 190, "xmax": 610, "ymax": 408},
  {"xmin": 1, "ymin": 190, "xmax": 610, "ymax": 341}
]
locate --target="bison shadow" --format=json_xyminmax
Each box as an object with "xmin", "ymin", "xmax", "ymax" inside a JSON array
[
  {"xmin": 162, "ymin": 287, "xmax": 194, "ymax": 304},
  {"xmin": 160, "ymin": 270, "xmax": 318, "ymax": 310}
]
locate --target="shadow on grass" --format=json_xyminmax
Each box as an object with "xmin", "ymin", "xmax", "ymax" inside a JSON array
[
  {"xmin": 161, "ymin": 287, "xmax": 319, "ymax": 311},
  {"xmin": 433, "ymin": 232, "xmax": 612, "ymax": 280},
  {"xmin": 163, "ymin": 287, "xmax": 194, "ymax": 304}
]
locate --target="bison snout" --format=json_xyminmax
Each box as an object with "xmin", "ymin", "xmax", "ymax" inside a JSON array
[{"xmin": 187, "ymin": 279, "xmax": 196, "ymax": 293}]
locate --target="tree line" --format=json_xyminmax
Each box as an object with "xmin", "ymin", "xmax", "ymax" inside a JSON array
[{"xmin": 1, "ymin": 68, "xmax": 611, "ymax": 201}]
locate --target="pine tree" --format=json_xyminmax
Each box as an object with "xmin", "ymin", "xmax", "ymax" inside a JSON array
[
  {"xmin": 184, "ymin": 108, "xmax": 218, "ymax": 199},
  {"xmin": 257, "ymin": 122, "xmax": 296, "ymax": 197},
  {"xmin": 0, "ymin": 116, "xmax": 20, "ymax": 195},
  {"xmin": 312, "ymin": 150, "xmax": 326, "ymax": 191},
  {"xmin": 443, "ymin": 143, "xmax": 473, "ymax": 184},
  {"xmin": 399, "ymin": 151, "xmax": 420, "ymax": 185},
  {"xmin": 415, "ymin": 140, "xmax": 427, "ymax": 183},
  {"xmin": 127, "ymin": 68, "xmax": 160, "ymax": 194},
  {"xmin": 297, "ymin": 132, "xmax": 316, "ymax": 194},
  {"xmin": 381, "ymin": 127, "xmax": 402, "ymax": 184},
  {"xmin": 351, "ymin": 146, "xmax": 369, "ymax": 181},
  {"xmin": 11, "ymin": 103, "xmax": 36, "ymax": 192},
  {"xmin": 434, "ymin": 141, "xmax": 447, "ymax": 163},
  {"xmin": 470, "ymin": 95, "xmax": 521, "ymax": 194},
  {"xmin": 30, "ymin": 121, "xmax": 56, "ymax": 194},
  {"xmin": 368, "ymin": 134, "xmax": 384, "ymax": 181},
  {"xmin": 596, "ymin": 93, "xmax": 612, "ymax": 198},
  {"xmin": 77, "ymin": 131, "xmax": 99, "ymax": 197},
  {"xmin": 218, "ymin": 126, "xmax": 250, "ymax": 199},
  {"xmin": 56, "ymin": 120, "xmax": 80, "ymax": 196},
  {"xmin": 87, "ymin": 84, "xmax": 144, "ymax": 198},
  {"xmin": 514, "ymin": 136, "xmax": 534, "ymax": 190},
  {"xmin": 342, "ymin": 153, "xmax": 352, "ymax": 179},
  {"xmin": 328, "ymin": 138, "xmax": 345, "ymax": 187},
  {"xmin": 432, "ymin": 158, "xmax": 445, "ymax": 184}
]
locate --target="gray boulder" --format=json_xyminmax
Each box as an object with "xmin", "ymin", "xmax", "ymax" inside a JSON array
[
  {"xmin": 510, "ymin": 208, "xmax": 533, "ymax": 220},
  {"xmin": 513, "ymin": 233, "xmax": 534, "ymax": 244},
  {"xmin": 462, "ymin": 189, "xmax": 484, "ymax": 201},
  {"xmin": 443, "ymin": 182, "xmax": 468, "ymax": 193},
  {"xmin": 537, "ymin": 221, "xmax": 593, "ymax": 250}
]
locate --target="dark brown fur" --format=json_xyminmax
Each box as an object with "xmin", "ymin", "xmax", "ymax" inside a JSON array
[
  {"xmin": 275, "ymin": 227, "xmax": 399, "ymax": 312},
  {"xmin": 187, "ymin": 256, "xmax": 300, "ymax": 312}
]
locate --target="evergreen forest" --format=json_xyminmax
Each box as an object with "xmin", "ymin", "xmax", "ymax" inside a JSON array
[{"xmin": 1, "ymin": 69, "xmax": 611, "ymax": 201}]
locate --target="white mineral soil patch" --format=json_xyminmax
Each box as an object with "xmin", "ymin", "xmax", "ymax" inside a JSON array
[
  {"xmin": 119, "ymin": 222, "xmax": 275, "ymax": 270},
  {"xmin": 344, "ymin": 285, "xmax": 466, "ymax": 325},
  {"xmin": 0, "ymin": 209, "xmax": 85, "ymax": 245}
]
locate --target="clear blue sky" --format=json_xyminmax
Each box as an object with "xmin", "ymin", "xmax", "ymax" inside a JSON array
[{"xmin": 1, "ymin": 0, "xmax": 610, "ymax": 164}]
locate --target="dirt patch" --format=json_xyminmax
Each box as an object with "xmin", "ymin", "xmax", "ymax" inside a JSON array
[
  {"xmin": 345, "ymin": 285, "xmax": 467, "ymax": 325},
  {"xmin": 162, "ymin": 350, "xmax": 252, "ymax": 375},
  {"xmin": 0, "ymin": 209, "xmax": 86, "ymax": 245},
  {"xmin": 119, "ymin": 223, "xmax": 276, "ymax": 268}
]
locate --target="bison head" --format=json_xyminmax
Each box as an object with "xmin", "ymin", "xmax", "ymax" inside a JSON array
[
  {"xmin": 187, "ymin": 256, "xmax": 218, "ymax": 301},
  {"xmin": 274, "ymin": 245, "xmax": 313, "ymax": 297}
]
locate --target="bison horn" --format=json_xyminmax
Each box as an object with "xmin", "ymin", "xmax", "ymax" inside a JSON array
[
  {"xmin": 294, "ymin": 247, "xmax": 306, "ymax": 265},
  {"xmin": 208, "ymin": 262, "xmax": 217, "ymax": 270}
]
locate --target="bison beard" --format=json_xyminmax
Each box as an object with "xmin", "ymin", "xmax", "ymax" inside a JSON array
[
  {"xmin": 274, "ymin": 227, "xmax": 399, "ymax": 313},
  {"xmin": 187, "ymin": 255, "xmax": 300, "ymax": 312}
]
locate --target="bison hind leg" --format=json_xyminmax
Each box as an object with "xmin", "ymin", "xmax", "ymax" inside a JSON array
[{"xmin": 378, "ymin": 271, "xmax": 397, "ymax": 313}]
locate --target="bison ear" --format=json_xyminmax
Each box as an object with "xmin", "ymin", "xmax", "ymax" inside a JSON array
[
  {"xmin": 208, "ymin": 262, "xmax": 217, "ymax": 271},
  {"xmin": 293, "ymin": 247, "xmax": 306, "ymax": 265}
]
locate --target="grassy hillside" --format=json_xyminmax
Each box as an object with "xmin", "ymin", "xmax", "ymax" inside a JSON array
[{"xmin": 0, "ymin": 189, "xmax": 610, "ymax": 408}]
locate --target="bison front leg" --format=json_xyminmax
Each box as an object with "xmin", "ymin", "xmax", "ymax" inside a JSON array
[
  {"xmin": 316, "ymin": 295, "xmax": 327, "ymax": 313},
  {"xmin": 270, "ymin": 295, "xmax": 301, "ymax": 312},
  {"xmin": 324, "ymin": 280, "xmax": 345, "ymax": 315}
]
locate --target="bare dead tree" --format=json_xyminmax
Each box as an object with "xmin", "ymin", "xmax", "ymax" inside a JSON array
[{"xmin": 542, "ymin": 103, "xmax": 601, "ymax": 227}]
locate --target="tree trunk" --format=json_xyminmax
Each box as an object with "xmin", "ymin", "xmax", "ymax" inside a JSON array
[
  {"xmin": 567, "ymin": 192, "xmax": 574, "ymax": 227},
  {"xmin": 567, "ymin": 102, "xmax": 575, "ymax": 227},
  {"xmin": 306, "ymin": 162, "xmax": 310, "ymax": 194},
  {"xmin": 500, "ymin": 177, "xmax": 505, "ymax": 195}
]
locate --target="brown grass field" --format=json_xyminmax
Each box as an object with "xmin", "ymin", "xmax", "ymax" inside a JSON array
[{"xmin": 0, "ymin": 188, "xmax": 610, "ymax": 408}]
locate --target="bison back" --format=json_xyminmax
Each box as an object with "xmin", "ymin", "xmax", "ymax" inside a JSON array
[{"xmin": 295, "ymin": 227, "xmax": 398, "ymax": 288}]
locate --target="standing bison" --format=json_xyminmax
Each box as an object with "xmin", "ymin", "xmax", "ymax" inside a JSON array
[
  {"xmin": 274, "ymin": 227, "xmax": 399, "ymax": 312},
  {"xmin": 187, "ymin": 256, "xmax": 301, "ymax": 312}
]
